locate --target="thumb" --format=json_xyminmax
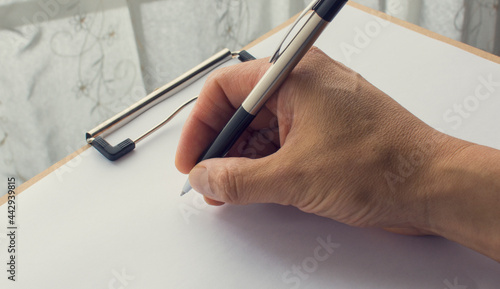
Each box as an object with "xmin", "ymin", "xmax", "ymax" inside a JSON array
[{"xmin": 188, "ymin": 156, "xmax": 289, "ymax": 205}]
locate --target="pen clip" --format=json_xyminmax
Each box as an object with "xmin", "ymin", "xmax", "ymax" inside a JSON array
[{"xmin": 270, "ymin": 0, "xmax": 319, "ymax": 63}]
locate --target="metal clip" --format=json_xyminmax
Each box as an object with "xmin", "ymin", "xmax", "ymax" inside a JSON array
[
  {"xmin": 86, "ymin": 49, "xmax": 255, "ymax": 161},
  {"xmin": 270, "ymin": 0, "xmax": 320, "ymax": 63}
]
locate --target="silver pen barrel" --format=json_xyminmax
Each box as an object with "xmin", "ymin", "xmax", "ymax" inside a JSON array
[{"xmin": 241, "ymin": 13, "xmax": 328, "ymax": 115}]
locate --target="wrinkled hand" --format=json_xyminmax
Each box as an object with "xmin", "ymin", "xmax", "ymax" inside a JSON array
[
  {"xmin": 176, "ymin": 48, "xmax": 500, "ymax": 262},
  {"xmin": 177, "ymin": 47, "xmax": 453, "ymax": 231}
]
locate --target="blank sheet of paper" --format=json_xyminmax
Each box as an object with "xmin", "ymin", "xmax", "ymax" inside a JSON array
[{"xmin": 1, "ymin": 4, "xmax": 499, "ymax": 288}]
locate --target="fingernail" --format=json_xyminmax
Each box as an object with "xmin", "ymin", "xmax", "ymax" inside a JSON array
[{"xmin": 189, "ymin": 166, "xmax": 215, "ymax": 199}]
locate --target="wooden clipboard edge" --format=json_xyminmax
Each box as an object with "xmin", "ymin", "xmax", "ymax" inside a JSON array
[{"xmin": 4, "ymin": 2, "xmax": 499, "ymax": 206}]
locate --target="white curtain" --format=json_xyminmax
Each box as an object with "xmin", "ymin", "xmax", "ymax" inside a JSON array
[{"xmin": 0, "ymin": 0, "xmax": 498, "ymax": 185}]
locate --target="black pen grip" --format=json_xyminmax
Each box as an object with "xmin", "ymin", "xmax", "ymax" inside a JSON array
[{"xmin": 198, "ymin": 106, "xmax": 255, "ymax": 162}]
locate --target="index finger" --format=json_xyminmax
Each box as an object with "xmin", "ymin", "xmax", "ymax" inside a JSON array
[{"xmin": 175, "ymin": 57, "xmax": 272, "ymax": 174}]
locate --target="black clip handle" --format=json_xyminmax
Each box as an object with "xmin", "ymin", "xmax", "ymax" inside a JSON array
[
  {"xmin": 91, "ymin": 137, "xmax": 136, "ymax": 161},
  {"xmin": 238, "ymin": 50, "xmax": 257, "ymax": 62}
]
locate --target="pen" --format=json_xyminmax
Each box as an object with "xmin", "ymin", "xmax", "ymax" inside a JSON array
[{"xmin": 181, "ymin": 0, "xmax": 348, "ymax": 196}]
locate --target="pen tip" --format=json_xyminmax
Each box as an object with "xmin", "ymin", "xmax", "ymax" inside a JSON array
[{"xmin": 180, "ymin": 179, "xmax": 192, "ymax": 196}]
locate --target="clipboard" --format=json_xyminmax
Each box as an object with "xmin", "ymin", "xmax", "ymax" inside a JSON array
[
  {"xmin": 85, "ymin": 49, "xmax": 256, "ymax": 161},
  {"xmin": 2, "ymin": 2, "xmax": 500, "ymax": 288}
]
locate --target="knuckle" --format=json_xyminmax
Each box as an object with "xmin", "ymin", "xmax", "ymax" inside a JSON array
[
  {"xmin": 307, "ymin": 46, "xmax": 328, "ymax": 61},
  {"xmin": 206, "ymin": 67, "xmax": 227, "ymax": 84},
  {"xmin": 294, "ymin": 47, "xmax": 330, "ymax": 76},
  {"xmin": 308, "ymin": 46, "xmax": 322, "ymax": 55},
  {"xmin": 211, "ymin": 164, "xmax": 243, "ymax": 204}
]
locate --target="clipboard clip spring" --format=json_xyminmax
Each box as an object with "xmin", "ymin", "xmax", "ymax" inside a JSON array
[{"xmin": 86, "ymin": 49, "xmax": 256, "ymax": 161}]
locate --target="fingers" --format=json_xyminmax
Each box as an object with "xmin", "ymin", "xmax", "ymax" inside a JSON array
[
  {"xmin": 204, "ymin": 196, "xmax": 225, "ymax": 206},
  {"xmin": 188, "ymin": 153, "xmax": 295, "ymax": 206},
  {"xmin": 175, "ymin": 47, "xmax": 337, "ymax": 174},
  {"xmin": 175, "ymin": 58, "xmax": 272, "ymax": 174}
]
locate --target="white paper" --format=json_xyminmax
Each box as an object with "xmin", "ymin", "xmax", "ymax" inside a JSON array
[{"xmin": 1, "ymin": 5, "xmax": 499, "ymax": 288}]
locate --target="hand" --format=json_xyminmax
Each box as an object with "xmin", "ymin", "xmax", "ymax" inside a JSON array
[
  {"xmin": 175, "ymin": 47, "xmax": 500, "ymax": 261},
  {"xmin": 176, "ymin": 46, "xmax": 448, "ymax": 228}
]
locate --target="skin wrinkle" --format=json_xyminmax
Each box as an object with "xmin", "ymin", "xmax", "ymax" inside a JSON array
[
  {"xmin": 311, "ymin": 147, "xmax": 383, "ymax": 227},
  {"xmin": 264, "ymin": 157, "xmax": 293, "ymax": 205},
  {"xmin": 196, "ymin": 82, "xmax": 234, "ymax": 130},
  {"xmin": 271, "ymin": 144, "xmax": 312, "ymax": 206},
  {"xmin": 221, "ymin": 161, "xmax": 243, "ymax": 204},
  {"xmin": 287, "ymin": 160, "xmax": 318, "ymax": 209}
]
